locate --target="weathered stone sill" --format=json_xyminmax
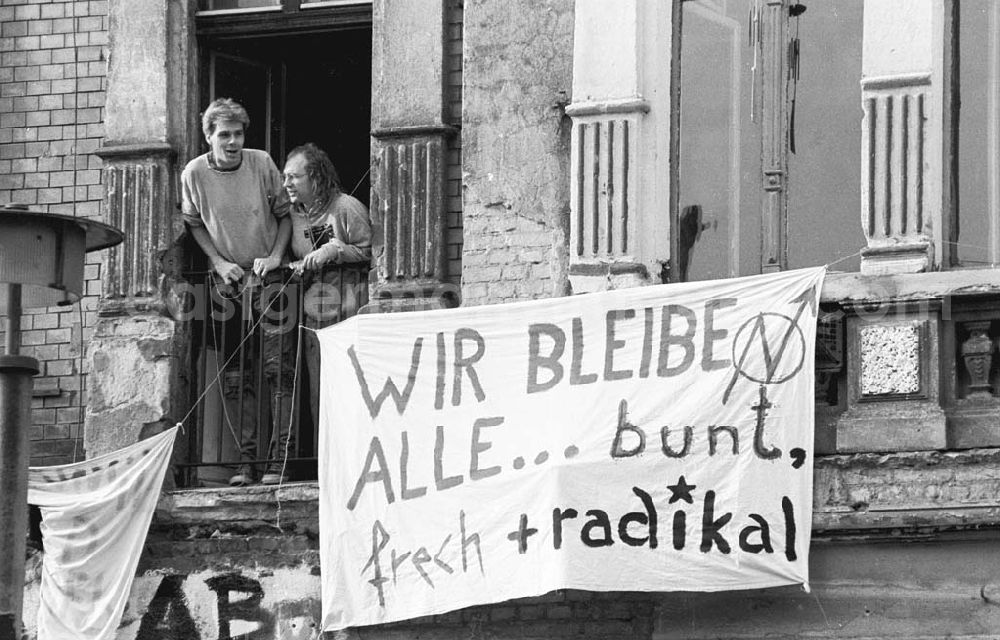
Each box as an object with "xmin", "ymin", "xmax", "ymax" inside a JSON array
[
  {"xmin": 154, "ymin": 444, "xmax": 1000, "ymax": 542},
  {"xmin": 822, "ymin": 268, "xmax": 1000, "ymax": 303}
]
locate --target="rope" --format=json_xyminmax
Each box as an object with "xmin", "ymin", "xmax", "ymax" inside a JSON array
[
  {"xmin": 811, "ymin": 589, "xmax": 834, "ymax": 629},
  {"xmin": 822, "ymin": 249, "xmax": 863, "ymax": 271},
  {"xmin": 69, "ymin": 8, "xmax": 82, "ymax": 463},
  {"xmin": 822, "ymin": 241, "xmax": 1000, "ymax": 270},
  {"xmin": 72, "ymin": 299, "xmax": 86, "ymax": 463},
  {"xmin": 272, "ymin": 318, "xmax": 304, "ymax": 532},
  {"xmin": 173, "ymin": 266, "xmax": 309, "ymax": 529},
  {"xmin": 944, "ymin": 240, "xmax": 1000, "ymax": 266},
  {"xmin": 174, "ymin": 268, "xmax": 298, "ymax": 431},
  {"xmin": 348, "ymin": 167, "xmax": 371, "ymax": 198},
  {"xmin": 206, "ymin": 280, "xmax": 247, "ymax": 460}
]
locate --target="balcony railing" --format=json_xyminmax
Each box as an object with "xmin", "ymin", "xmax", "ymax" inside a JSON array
[{"xmin": 177, "ymin": 263, "xmax": 369, "ymax": 487}]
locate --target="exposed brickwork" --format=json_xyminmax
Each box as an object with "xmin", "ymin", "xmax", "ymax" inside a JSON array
[
  {"xmin": 460, "ymin": 0, "xmax": 573, "ymax": 306},
  {"xmin": 140, "ymin": 531, "xmax": 321, "ymax": 575},
  {"xmin": 0, "ymin": 0, "xmax": 107, "ymax": 466}
]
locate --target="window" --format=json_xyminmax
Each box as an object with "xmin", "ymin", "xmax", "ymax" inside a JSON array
[
  {"xmin": 198, "ymin": 0, "xmax": 282, "ymax": 13},
  {"xmin": 674, "ymin": 0, "xmax": 864, "ymax": 281},
  {"xmin": 196, "ymin": 0, "xmax": 369, "ymax": 15}
]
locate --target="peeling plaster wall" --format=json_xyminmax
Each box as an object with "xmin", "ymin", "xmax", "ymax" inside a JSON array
[
  {"xmin": 84, "ymin": 315, "xmax": 186, "ymax": 459},
  {"xmin": 460, "ymin": 0, "xmax": 574, "ymax": 305}
]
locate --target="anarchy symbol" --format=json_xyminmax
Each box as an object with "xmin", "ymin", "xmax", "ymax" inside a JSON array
[
  {"xmin": 731, "ymin": 313, "xmax": 806, "ymax": 383},
  {"xmin": 722, "ymin": 311, "xmax": 808, "ymax": 404},
  {"xmin": 721, "ymin": 285, "xmax": 816, "ymax": 405}
]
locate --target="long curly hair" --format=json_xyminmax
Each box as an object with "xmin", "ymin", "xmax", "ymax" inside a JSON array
[{"xmin": 285, "ymin": 143, "xmax": 342, "ymax": 210}]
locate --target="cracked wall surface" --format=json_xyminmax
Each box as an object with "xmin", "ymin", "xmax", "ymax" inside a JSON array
[
  {"xmin": 85, "ymin": 315, "xmax": 185, "ymax": 459},
  {"xmin": 461, "ymin": 0, "xmax": 574, "ymax": 305}
]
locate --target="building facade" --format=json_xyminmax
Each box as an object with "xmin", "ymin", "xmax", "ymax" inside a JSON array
[{"xmin": 6, "ymin": 0, "xmax": 1000, "ymax": 636}]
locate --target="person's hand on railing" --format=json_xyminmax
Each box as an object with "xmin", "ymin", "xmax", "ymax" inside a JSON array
[
  {"xmin": 300, "ymin": 241, "xmax": 346, "ymax": 272},
  {"xmin": 252, "ymin": 255, "xmax": 281, "ymax": 278},
  {"xmin": 300, "ymin": 249, "xmax": 328, "ymax": 272},
  {"xmin": 291, "ymin": 250, "xmax": 327, "ymax": 274},
  {"xmin": 211, "ymin": 257, "xmax": 244, "ymax": 285}
]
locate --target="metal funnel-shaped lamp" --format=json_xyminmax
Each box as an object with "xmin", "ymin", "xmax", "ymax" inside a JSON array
[
  {"xmin": 0, "ymin": 204, "xmax": 124, "ymax": 313},
  {"xmin": 0, "ymin": 203, "xmax": 123, "ymax": 638}
]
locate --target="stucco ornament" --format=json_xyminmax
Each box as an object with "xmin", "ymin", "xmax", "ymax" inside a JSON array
[{"xmin": 859, "ymin": 323, "xmax": 921, "ymax": 395}]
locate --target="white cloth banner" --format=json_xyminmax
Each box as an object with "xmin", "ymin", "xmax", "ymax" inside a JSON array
[
  {"xmin": 27, "ymin": 427, "xmax": 177, "ymax": 640},
  {"xmin": 318, "ymin": 268, "xmax": 825, "ymax": 630}
]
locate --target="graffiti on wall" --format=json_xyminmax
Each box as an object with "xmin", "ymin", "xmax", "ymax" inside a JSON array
[{"xmin": 24, "ymin": 566, "xmax": 322, "ymax": 640}]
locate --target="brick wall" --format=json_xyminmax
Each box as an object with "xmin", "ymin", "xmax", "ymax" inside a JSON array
[
  {"xmin": 460, "ymin": 0, "xmax": 573, "ymax": 306},
  {"xmin": 0, "ymin": 0, "xmax": 107, "ymax": 465}
]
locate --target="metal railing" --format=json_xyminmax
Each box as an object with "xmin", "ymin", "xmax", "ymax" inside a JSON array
[{"xmin": 177, "ymin": 263, "xmax": 369, "ymax": 487}]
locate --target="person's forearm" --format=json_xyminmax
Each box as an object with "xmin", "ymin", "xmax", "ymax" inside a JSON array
[
  {"xmin": 190, "ymin": 226, "xmax": 224, "ymax": 266},
  {"xmin": 323, "ymin": 241, "xmax": 370, "ymax": 264},
  {"xmin": 269, "ymin": 217, "xmax": 291, "ymax": 261}
]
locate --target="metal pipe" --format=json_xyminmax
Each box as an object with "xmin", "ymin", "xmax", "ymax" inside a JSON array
[
  {"xmin": 0, "ymin": 347, "xmax": 38, "ymax": 639},
  {"xmin": 0, "ymin": 279, "xmax": 34, "ymax": 639}
]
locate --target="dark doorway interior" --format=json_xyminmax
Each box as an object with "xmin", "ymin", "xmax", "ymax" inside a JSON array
[{"xmin": 200, "ymin": 28, "xmax": 373, "ymax": 205}]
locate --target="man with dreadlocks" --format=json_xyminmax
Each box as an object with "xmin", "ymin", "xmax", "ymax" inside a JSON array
[{"xmin": 284, "ymin": 143, "xmax": 372, "ymax": 443}]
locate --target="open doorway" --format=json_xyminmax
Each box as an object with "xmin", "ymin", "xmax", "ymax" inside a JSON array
[
  {"xmin": 182, "ymin": 20, "xmax": 372, "ymax": 486},
  {"xmin": 199, "ymin": 28, "xmax": 372, "ymax": 205}
]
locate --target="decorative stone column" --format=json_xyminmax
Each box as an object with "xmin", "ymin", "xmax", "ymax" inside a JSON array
[
  {"xmin": 961, "ymin": 321, "xmax": 994, "ymax": 398},
  {"xmin": 95, "ymin": 143, "xmax": 179, "ymax": 312},
  {"xmin": 566, "ymin": 0, "xmax": 672, "ymax": 292},
  {"xmin": 859, "ymin": 0, "xmax": 949, "ymax": 274},
  {"xmin": 366, "ymin": 0, "xmax": 455, "ymax": 312},
  {"xmin": 950, "ymin": 316, "xmax": 1000, "ymax": 448},
  {"xmin": 84, "ymin": 0, "xmax": 193, "ymax": 459}
]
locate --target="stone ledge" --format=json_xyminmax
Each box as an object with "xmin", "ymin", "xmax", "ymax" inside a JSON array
[
  {"xmin": 564, "ymin": 97, "xmax": 651, "ymax": 117},
  {"xmin": 94, "ymin": 142, "xmax": 176, "ymax": 160},
  {"xmin": 814, "ymin": 448, "xmax": 1000, "ymax": 533},
  {"xmin": 154, "ymin": 482, "xmax": 320, "ymax": 528},
  {"xmin": 821, "ymin": 269, "xmax": 1000, "ymax": 304},
  {"xmin": 156, "ymin": 447, "xmax": 1000, "ymax": 539},
  {"xmin": 370, "ymin": 123, "xmax": 459, "ymax": 139}
]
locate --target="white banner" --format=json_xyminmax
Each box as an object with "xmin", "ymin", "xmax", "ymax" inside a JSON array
[
  {"xmin": 318, "ymin": 268, "xmax": 825, "ymax": 630},
  {"xmin": 27, "ymin": 427, "xmax": 177, "ymax": 640}
]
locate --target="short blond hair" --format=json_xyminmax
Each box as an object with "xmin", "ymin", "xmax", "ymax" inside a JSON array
[{"xmin": 201, "ymin": 98, "xmax": 249, "ymax": 138}]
